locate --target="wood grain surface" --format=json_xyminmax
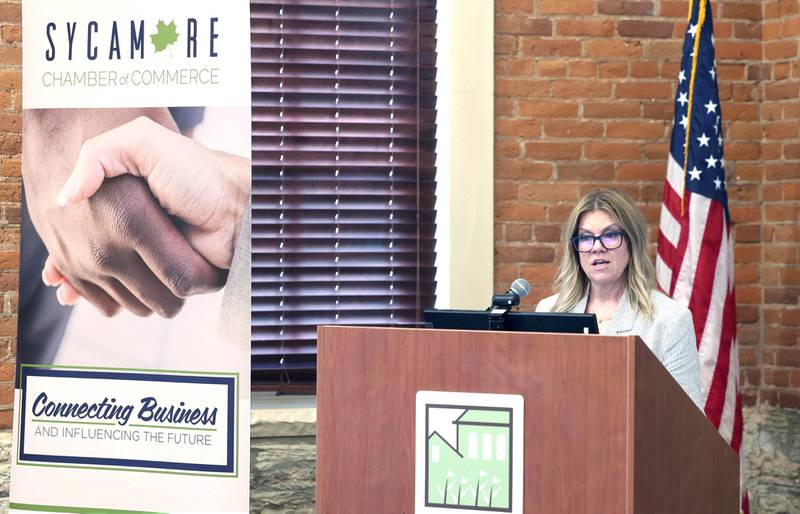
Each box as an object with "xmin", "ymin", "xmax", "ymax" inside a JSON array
[{"xmin": 316, "ymin": 326, "xmax": 738, "ymax": 514}]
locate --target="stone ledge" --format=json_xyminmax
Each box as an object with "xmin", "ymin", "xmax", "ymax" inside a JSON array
[{"xmin": 251, "ymin": 407, "xmax": 316, "ymax": 438}]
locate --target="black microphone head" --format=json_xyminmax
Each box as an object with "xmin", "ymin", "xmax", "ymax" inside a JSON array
[{"xmin": 509, "ymin": 278, "xmax": 531, "ymax": 299}]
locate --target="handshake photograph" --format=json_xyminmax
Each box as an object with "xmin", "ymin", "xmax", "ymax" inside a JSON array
[{"xmin": 19, "ymin": 106, "xmax": 251, "ymax": 369}]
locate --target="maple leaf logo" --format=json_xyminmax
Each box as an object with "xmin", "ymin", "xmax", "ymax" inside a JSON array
[{"xmin": 150, "ymin": 19, "xmax": 179, "ymax": 53}]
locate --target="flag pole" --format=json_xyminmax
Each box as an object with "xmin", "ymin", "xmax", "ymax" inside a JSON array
[{"xmin": 682, "ymin": 0, "xmax": 707, "ymax": 216}]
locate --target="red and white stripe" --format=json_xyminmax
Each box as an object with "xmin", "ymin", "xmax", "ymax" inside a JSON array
[{"xmin": 657, "ymin": 154, "xmax": 746, "ymax": 509}]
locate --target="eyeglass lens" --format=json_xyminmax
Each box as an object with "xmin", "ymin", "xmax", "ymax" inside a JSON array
[{"xmin": 574, "ymin": 232, "xmax": 623, "ymax": 252}]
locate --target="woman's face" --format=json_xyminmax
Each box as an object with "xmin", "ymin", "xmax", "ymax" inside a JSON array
[{"xmin": 576, "ymin": 210, "xmax": 630, "ymax": 290}]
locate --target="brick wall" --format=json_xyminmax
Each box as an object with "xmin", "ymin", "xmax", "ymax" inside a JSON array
[
  {"xmin": 0, "ymin": 0, "xmax": 19, "ymax": 429},
  {"xmin": 759, "ymin": 0, "xmax": 800, "ymax": 408},
  {"xmin": 494, "ymin": 0, "xmax": 799, "ymax": 408}
]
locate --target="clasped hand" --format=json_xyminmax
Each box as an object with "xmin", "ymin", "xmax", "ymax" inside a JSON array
[{"xmin": 25, "ymin": 109, "xmax": 249, "ymax": 317}]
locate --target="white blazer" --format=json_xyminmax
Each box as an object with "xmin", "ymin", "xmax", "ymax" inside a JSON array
[{"xmin": 536, "ymin": 289, "xmax": 704, "ymax": 410}]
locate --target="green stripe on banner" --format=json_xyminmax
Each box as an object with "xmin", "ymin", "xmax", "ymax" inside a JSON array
[
  {"xmin": 128, "ymin": 423, "xmax": 217, "ymax": 432},
  {"xmin": 31, "ymin": 419, "xmax": 115, "ymax": 427},
  {"xmin": 9, "ymin": 502, "xmax": 166, "ymax": 513}
]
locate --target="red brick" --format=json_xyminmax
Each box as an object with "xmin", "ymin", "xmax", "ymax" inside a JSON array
[
  {"xmin": 496, "ymin": 202, "xmax": 547, "ymax": 222},
  {"xmin": 718, "ymin": 64, "xmax": 746, "ymax": 81},
  {"xmin": 539, "ymin": 0, "xmax": 595, "ymax": 15},
  {"xmin": 616, "ymin": 162, "xmax": 665, "ymax": 181},
  {"xmin": 496, "ymin": 119, "xmax": 541, "ymax": 138},
  {"xmin": 0, "ymin": 250, "xmax": 17, "ymax": 270},
  {"xmin": 551, "ymin": 80, "xmax": 613, "ymax": 98},
  {"xmin": 495, "ymin": 160, "xmax": 554, "ymax": 180},
  {"xmin": 4, "ymin": 206, "xmax": 20, "ymax": 225},
  {"xmin": 598, "ymin": 62, "xmax": 629, "ymax": 79},
  {"xmin": 538, "ymin": 61, "xmax": 567, "ymax": 78},
  {"xmin": 630, "ymin": 62, "xmax": 659, "ymax": 79},
  {"xmin": 518, "ymin": 100, "xmax": 578, "ymax": 119},
  {"xmin": 617, "ymin": 20, "xmax": 674, "ymax": 39},
  {"xmin": 763, "ymin": 368, "xmax": 790, "ymax": 387},
  {"xmin": 0, "ymin": 409, "xmax": 11, "ymax": 429},
  {"xmin": 496, "ymin": 79, "xmax": 549, "ymax": 98},
  {"xmin": 765, "ymin": 287, "xmax": 800, "ymax": 304},
  {"xmin": 728, "ymin": 122, "xmax": 763, "ymax": 140},
  {"xmin": 765, "ymin": 204, "xmax": 800, "ymax": 222},
  {"xmin": 0, "ymin": 5, "xmax": 21, "ymax": 23},
  {"xmin": 743, "ymin": 368, "xmax": 762, "ymax": 388},
  {"xmin": 785, "ymin": 183, "xmax": 800, "ymax": 201},
  {"xmin": 722, "ymin": 3, "xmax": 763, "ymax": 21},
  {"xmin": 642, "ymin": 103, "xmax": 674, "ymax": 120},
  {"xmin": 606, "ymin": 121, "xmax": 666, "ymax": 139},
  {"xmin": 716, "ymin": 41, "xmax": 762, "ymax": 60},
  {"xmin": 781, "ymin": 268, "xmax": 800, "ymax": 285},
  {"xmin": 726, "ymin": 103, "xmax": 760, "ymax": 121},
  {"xmin": 0, "ymin": 112, "xmax": 19, "ymax": 132},
  {"xmin": 779, "ymin": 392, "xmax": 800, "ymax": 410},
  {"xmin": 734, "ymin": 21, "xmax": 762, "ymax": 40},
  {"xmin": 0, "ymin": 69, "xmax": 20, "ymax": 90},
  {"xmin": 598, "ymin": 1, "xmax": 654, "ymax": 16},
  {"xmin": 556, "ymin": 19, "xmax": 614, "ymax": 37},
  {"xmin": 765, "ymin": 40, "xmax": 799, "ymax": 60},
  {"xmin": 521, "ymin": 38, "xmax": 582, "ymax": 57},
  {"xmin": 731, "ymin": 204, "xmax": 761, "ymax": 224},
  {"xmin": 735, "ymin": 245, "xmax": 762, "ymax": 264},
  {"xmin": 543, "ymin": 120, "xmax": 603, "ymax": 138},
  {"xmin": 496, "ymin": 244, "xmax": 557, "ymax": 263},
  {"xmin": 496, "ymin": 0, "xmax": 533, "ymax": 13},
  {"xmin": 585, "ymin": 40, "xmax": 643, "ymax": 59},
  {"xmin": 784, "ymin": 17, "xmax": 800, "ymax": 37},
  {"xmin": 524, "ymin": 141, "xmax": 582, "ymax": 160},
  {"xmin": 646, "ymin": 40, "xmax": 683, "ymax": 59},
  {"xmin": 547, "ymin": 204, "xmax": 577, "ymax": 222},
  {"xmin": 765, "ymin": 163, "xmax": 799, "ymax": 180},
  {"xmin": 534, "ymin": 224, "xmax": 562, "ymax": 243},
  {"xmin": 506, "ymin": 58, "xmax": 535, "ymax": 76},
  {"xmin": 765, "ymin": 81, "xmax": 800, "ymax": 100},
  {"xmin": 735, "ymin": 264, "xmax": 759, "ymax": 283},
  {"xmin": 583, "ymin": 101, "xmax": 640, "ymax": 119},
  {"xmin": 0, "ymin": 25, "xmax": 19, "ymax": 44},
  {"xmin": 0, "ymin": 317, "xmax": 15, "ymax": 337},
  {"xmin": 737, "ymin": 285, "xmax": 762, "ymax": 304},
  {"xmin": 568, "ymin": 61, "xmax": 596, "ymax": 78},
  {"xmin": 615, "ymin": 81, "xmax": 671, "ymax": 100},
  {"xmin": 557, "ymin": 162, "xmax": 615, "ymax": 181},
  {"xmin": 496, "ymin": 138, "xmax": 521, "ymax": 158},
  {"xmin": 496, "ymin": 35, "xmax": 518, "ymax": 56},
  {"xmin": 764, "ymin": 183, "xmax": 785, "ymax": 201},
  {"xmin": 0, "ymin": 159, "xmax": 19, "ymax": 178},
  {"xmin": 519, "ymin": 264, "xmax": 558, "ymax": 286},
  {"xmin": 584, "ymin": 141, "xmax": 642, "ymax": 160},
  {"xmin": 763, "ymin": 20, "xmax": 783, "ymax": 40},
  {"xmin": 766, "ymin": 121, "xmax": 799, "ymax": 140},
  {"xmin": 496, "ymin": 15, "xmax": 552, "ymax": 36},
  {"xmin": 496, "ymin": 98, "xmax": 514, "ymax": 117},
  {"xmin": 660, "ymin": 1, "xmax": 688, "ymax": 18},
  {"xmin": 503, "ymin": 224, "xmax": 532, "ymax": 242}
]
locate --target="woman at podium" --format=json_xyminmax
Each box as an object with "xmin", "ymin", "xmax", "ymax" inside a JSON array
[{"xmin": 535, "ymin": 189, "xmax": 703, "ymax": 409}]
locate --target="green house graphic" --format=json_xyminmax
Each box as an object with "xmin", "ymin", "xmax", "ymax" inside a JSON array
[{"xmin": 426, "ymin": 406, "xmax": 513, "ymax": 511}]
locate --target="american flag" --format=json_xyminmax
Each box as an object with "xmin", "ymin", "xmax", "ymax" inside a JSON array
[{"xmin": 656, "ymin": 0, "xmax": 748, "ymax": 512}]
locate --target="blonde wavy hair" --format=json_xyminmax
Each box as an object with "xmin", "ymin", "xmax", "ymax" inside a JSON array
[{"xmin": 552, "ymin": 189, "xmax": 656, "ymax": 319}]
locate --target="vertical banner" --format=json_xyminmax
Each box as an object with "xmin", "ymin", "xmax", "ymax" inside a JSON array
[{"xmin": 12, "ymin": 1, "xmax": 251, "ymax": 512}]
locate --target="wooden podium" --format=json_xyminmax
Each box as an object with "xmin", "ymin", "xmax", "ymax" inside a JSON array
[{"xmin": 317, "ymin": 326, "xmax": 739, "ymax": 513}]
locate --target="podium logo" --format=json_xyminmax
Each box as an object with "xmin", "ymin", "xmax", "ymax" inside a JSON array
[{"xmin": 415, "ymin": 392, "xmax": 524, "ymax": 514}]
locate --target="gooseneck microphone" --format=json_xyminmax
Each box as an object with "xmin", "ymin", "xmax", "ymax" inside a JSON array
[
  {"xmin": 491, "ymin": 278, "xmax": 531, "ymax": 309},
  {"xmin": 488, "ymin": 278, "xmax": 531, "ymax": 331}
]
